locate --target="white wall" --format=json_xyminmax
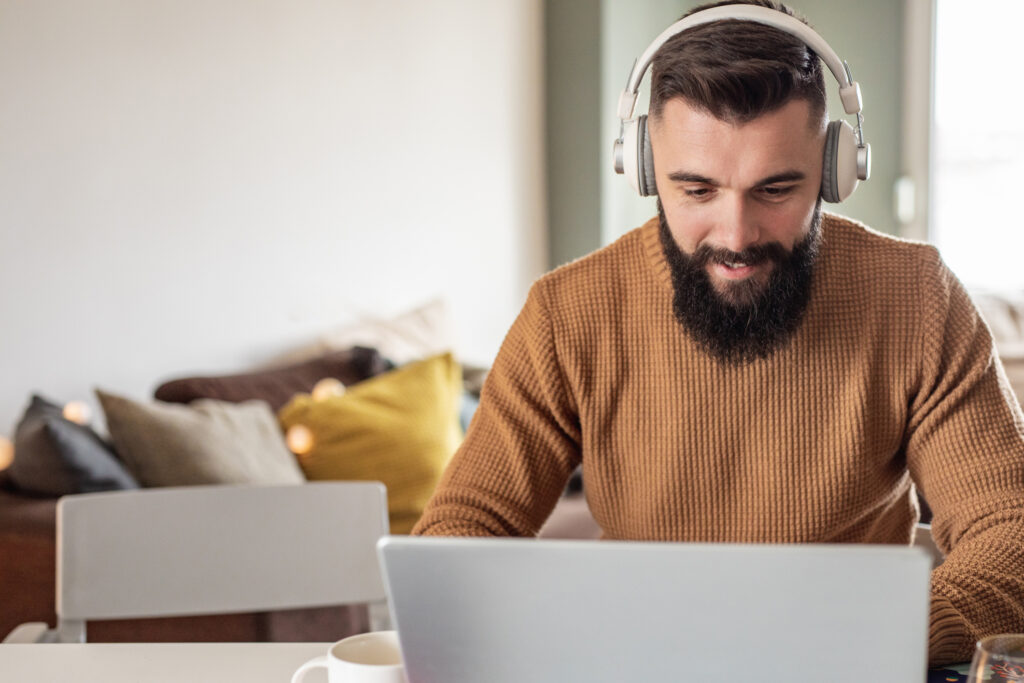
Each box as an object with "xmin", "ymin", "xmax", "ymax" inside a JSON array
[{"xmin": 0, "ymin": 0, "xmax": 546, "ymax": 434}]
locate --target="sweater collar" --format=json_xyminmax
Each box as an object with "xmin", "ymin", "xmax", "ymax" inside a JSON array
[{"xmin": 639, "ymin": 216, "xmax": 674, "ymax": 293}]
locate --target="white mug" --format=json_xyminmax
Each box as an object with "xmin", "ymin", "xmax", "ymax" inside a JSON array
[{"xmin": 292, "ymin": 630, "xmax": 407, "ymax": 683}]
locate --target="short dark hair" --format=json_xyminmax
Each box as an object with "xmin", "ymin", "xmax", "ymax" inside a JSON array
[{"xmin": 650, "ymin": 0, "xmax": 826, "ymax": 125}]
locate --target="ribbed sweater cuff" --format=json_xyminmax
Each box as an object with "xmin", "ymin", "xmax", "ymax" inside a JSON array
[{"xmin": 928, "ymin": 595, "xmax": 974, "ymax": 666}]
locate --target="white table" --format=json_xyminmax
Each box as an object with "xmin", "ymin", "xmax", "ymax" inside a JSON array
[{"xmin": 0, "ymin": 642, "xmax": 331, "ymax": 683}]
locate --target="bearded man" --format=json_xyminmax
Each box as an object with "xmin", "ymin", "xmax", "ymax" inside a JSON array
[{"xmin": 413, "ymin": 0, "xmax": 1024, "ymax": 666}]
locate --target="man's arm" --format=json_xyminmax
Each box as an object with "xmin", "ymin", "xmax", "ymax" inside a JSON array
[
  {"xmin": 413, "ymin": 283, "xmax": 583, "ymax": 536},
  {"xmin": 905, "ymin": 249, "xmax": 1024, "ymax": 666}
]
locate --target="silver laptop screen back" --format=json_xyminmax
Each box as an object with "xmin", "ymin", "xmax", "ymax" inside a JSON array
[{"xmin": 378, "ymin": 537, "xmax": 931, "ymax": 683}]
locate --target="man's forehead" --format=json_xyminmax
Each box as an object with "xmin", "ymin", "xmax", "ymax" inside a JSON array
[
  {"xmin": 652, "ymin": 96, "xmax": 825, "ymax": 134},
  {"xmin": 649, "ymin": 96, "xmax": 825, "ymax": 179}
]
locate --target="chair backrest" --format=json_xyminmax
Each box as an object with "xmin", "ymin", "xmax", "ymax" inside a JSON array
[
  {"xmin": 913, "ymin": 523, "xmax": 944, "ymax": 568},
  {"xmin": 54, "ymin": 482, "xmax": 389, "ymax": 642}
]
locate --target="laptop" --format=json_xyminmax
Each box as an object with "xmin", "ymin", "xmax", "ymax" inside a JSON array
[{"xmin": 377, "ymin": 536, "xmax": 932, "ymax": 683}]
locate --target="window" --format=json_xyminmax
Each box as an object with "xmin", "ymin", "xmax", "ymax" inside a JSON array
[{"xmin": 931, "ymin": 0, "xmax": 1024, "ymax": 290}]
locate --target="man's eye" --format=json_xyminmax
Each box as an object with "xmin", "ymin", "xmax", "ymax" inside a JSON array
[
  {"xmin": 760, "ymin": 185, "xmax": 794, "ymax": 197},
  {"xmin": 684, "ymin": 187, "xmax": 712, "ymax": 198}
]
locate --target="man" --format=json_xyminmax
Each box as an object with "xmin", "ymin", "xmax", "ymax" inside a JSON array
[{"xmin": 413, "ymin": 0, "xmax": 1024, "ymax": 666}]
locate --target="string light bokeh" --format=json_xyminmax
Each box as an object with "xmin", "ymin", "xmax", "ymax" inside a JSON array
[
  {"xmin": 62, "ymin": 400, "xmax": 92, "ymax": 425},
  {"xmin": 311, "ymin": 378, "xmax": 345, "ymax": 401},
  {"xmin": 0, "ymin": 436, "xmax": 13, "ymax": 471},
  {"xmin": 286, "ymin": 424, "xmax": 314, "ymax": 457}
]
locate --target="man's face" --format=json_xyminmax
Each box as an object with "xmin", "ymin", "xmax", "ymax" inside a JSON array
[
  {"xmin": 649, "ymin": 97, "xmax": 826, "ymax": 363},
  {"xmin": 649, "ymin": 97, "xmax": 826, "ymax": 306}
]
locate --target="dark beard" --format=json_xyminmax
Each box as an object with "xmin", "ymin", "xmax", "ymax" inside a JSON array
[{"xmin": 658, "ymin": 200, "xmax": 822, "ymax": 364}]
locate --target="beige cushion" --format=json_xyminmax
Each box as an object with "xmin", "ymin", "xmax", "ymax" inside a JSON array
[
  {"xmin": 973, "ymin": 291, "xmax": 1024, "ymax": 356},
  {"xmin": 268, "ymin": 299, "xmax": 456, "ymax": 367},
  {"xmin": 1001, "ymin": 358, "xmax": 1024, "ymax": 407},
  {"xmin": 96, "ymin": 390, "xmax": 304, "ymax": 487},
  {"xmin": 973, "ymin": 291, "xmax": 1024, "ymax": 406}
]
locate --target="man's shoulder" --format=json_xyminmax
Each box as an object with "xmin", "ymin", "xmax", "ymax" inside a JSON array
[
  {"xmin": 816, "ymin": 213, "xmax": 961, "ymax": 331},
  {"xmin": 821, "ymin": 212, "xmax": 944, "ymax": 278},
  {"xmin": 822, "ymin": 212, "xmax": 931, "ymax": 253},
  {"xmin": 532, "ymin": 218, "xmax": 658, "ymax": 304}
]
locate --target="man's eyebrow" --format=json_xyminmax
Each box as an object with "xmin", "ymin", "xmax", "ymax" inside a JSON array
[
  {"xmin": 756, "ymin": 171, "xmax": 806, "ymax": 186},
  {"xmin": 664, "ymin": 170, "xmax": 807, "ymax": 186},
  {"xmin": 666, "ymin": 171, "xmax": 718, "ymax": 185}
]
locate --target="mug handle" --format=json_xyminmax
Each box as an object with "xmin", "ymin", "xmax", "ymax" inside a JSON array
[{"xmin": 291, "ymin": 655, "xmax": 328, "ymax": 683}]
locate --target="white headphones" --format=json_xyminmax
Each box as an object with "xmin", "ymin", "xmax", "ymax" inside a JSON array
[{"xmin": 613, "ymin": 4, "xmax": 871, "ymax": 202}]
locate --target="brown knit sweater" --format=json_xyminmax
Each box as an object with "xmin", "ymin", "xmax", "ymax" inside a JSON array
[{"xmin": 413, "ymin": 213, "xmax": 1024, "ymax": 666}]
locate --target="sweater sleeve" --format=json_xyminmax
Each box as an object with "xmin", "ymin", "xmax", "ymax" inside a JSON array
[
  {"xmin": 412, "ymin": 282, "xmax": 583, "ymax": 537},
  {"xmin": 905, "ymin": 248, "xmax": 1024, "ymax": 665}
]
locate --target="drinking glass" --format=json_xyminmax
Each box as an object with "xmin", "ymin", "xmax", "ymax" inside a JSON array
[{"xmin": 968, "ymin": 634, "xmax": 1024, "ymax": 682}]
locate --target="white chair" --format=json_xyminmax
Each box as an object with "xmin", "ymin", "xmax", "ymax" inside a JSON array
[
  {"xmin": 3, "ymin": 482, "xmax": 390, "ymax": 643},
  {"xmin": 914, "ymin": 522, "xmax": 945, "ymax": 568}
]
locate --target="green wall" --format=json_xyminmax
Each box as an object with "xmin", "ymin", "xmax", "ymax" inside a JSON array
[
  {"xmin": 546, "ymin": 0, "xmax": 905, "ymax": 268},
  {"xmin": 786, "ymin": 0, "xmax": 903, "ymax": 235},
  {"xmin": 599, "ymin": 0, "xmax": 683, "ymax": 248},
  {"xmin": 545, "ymin": 0, "xmax": 604, "ymax": 268}
]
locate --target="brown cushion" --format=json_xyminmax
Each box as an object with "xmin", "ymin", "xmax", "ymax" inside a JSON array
[{"xmin": 153, "ymin": 347, "xmax": 392, "ymax": 412}]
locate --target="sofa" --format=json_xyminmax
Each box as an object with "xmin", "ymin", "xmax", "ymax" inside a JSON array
[
  {"xmin": 0, "ymin": 477, "xmax": 594, "ymax": 644},
  {"xmin": 0, "ymin": 300, "xmax": 489, "ymax": 642},
  {"xmin": 0, "ymin": 345, "xmax": 394, "ymax": 642},
  {"xmin": 1, "ymin": 293, "xmax": 1021, "ymax": 642}
]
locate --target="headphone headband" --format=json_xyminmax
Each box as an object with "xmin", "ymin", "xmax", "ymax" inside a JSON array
[
  {"xmin": 617, "ymin": 5, "xmax": 863, "ymax": 121},
  {"xmin": 612, "ymin": 3, "xmax": 871, "ymax": 200}
]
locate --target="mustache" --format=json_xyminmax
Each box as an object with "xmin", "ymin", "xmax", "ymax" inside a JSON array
[{"xmin": 690, "ymin": 241, "xmax": 791, "ymax": 269}]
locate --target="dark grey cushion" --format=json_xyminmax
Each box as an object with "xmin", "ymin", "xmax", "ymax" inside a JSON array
[{"xmin": 8, "ymin": 395, "xmax": 139, "ymax": 496}]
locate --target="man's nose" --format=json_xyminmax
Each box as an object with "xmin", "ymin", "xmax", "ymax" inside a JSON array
[{"xmin": 715, "ymin": 195, "xmax": 760, "ymax": 254}]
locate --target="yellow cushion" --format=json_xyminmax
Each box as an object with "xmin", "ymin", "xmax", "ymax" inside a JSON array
[{"xmin": 278, "ymin": 352, "xmax": 462, "ymax": 534}]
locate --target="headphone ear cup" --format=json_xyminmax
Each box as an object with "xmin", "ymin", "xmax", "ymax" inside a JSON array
[
  {"xmin": 820, "ymin": 121, "xmax": 841, "ymax": 203},
  {"xmin": 621, "ymin": 119, "xmax": 640, "ymax": 196},
  {"xmin": 638, "ymin": 115, "xmax": 658, "ymax": 197},
  {"xmin": 820, "ymin": 120, "xmax": 860, "ymax": 203}
]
